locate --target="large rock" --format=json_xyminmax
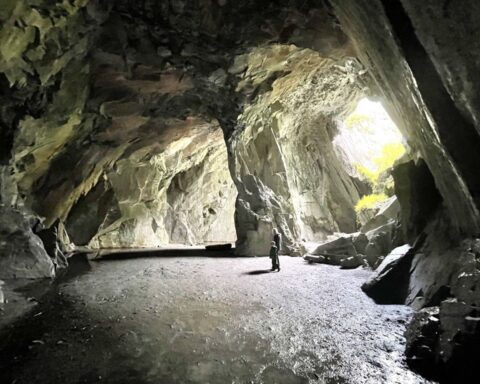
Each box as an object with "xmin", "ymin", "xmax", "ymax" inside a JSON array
[
  {"xmin": 308, "ymin": 233, "xmax": 369, "ymax": 267},
  {"xmin": 362, "ymin": 244, "xmax": 413, "ymax": 304},
  {"xmin": 313, "ymin": 236, "xmax": 357, "ymax": 257},
  {"xmin": 312, "ymin": 236, "xmax": 357, "ymax": 265},
  {"xmin": 364, "ymin": 221, "xmax": 402, "ymax": 268},
  {"xmin": 405, "ymin": 211, "xmax": 473, "ymax": 308},
  {"xmin": 405, "ymin": 306, "xmax": 440, "ymax": 378},
  {"xmin": 360, "ymin": 196, "xmax": 400, "ymax": 233},
  {"xmin": 340, "ymin": 255, "xmax": 364, "ymax": 269},
  {"xmin": 352, "ymin": 232, "xmax": 369, "ymax": 254},
  {"xmin": 397, "ymin": 217, "xmax": 480, "ymax": 380},
  {"xmin": 0, "ymin": 207, "xmax": 54, "ymax": 279}
]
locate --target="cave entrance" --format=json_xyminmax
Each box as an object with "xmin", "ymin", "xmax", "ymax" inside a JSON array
[{"xmin": 333, "ymin": 97, "xmax": 407, "ymax": 222}]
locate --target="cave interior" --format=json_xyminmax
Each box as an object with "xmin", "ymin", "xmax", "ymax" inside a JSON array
[{"xmin": 1, "ymin": 0, "xmax": 480, "ymax": 382}]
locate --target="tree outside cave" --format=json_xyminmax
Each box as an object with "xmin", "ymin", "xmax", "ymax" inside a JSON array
[{"xmin": 334, "ymin": 98, "xmax": 407, "ymax": 215}]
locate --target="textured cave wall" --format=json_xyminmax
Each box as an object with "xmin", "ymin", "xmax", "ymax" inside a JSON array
[
  {"xmin": 78, "ymin": 123, "xmax": 236, "ymax": 248},
  {"xmin": 330, "ymin": 0, "xmax": 480, "ymax": 376},
  {"xmin": 165, "ymin": 141, "xmax": 237, "ymax": 246},
  {"xmin": 331, "ymin": 0, "xmax": 480, "ymax": 236},
  {"xmin": 230, "ymin": 44, "xmax": 367, "ymax": 255},
  {"xmin": 1, "ymin": 0, "xmax": 242, "ymax": 251},
  {"xmin": 0, "ymin": 0, "xmax": 109, "ymax": 276},
  {"xmin": 1, "ymin": 0, "xmax": 367, "ymax": 257},
  {"xmin": 400, "ymin": 0, "xmax": 480, "ymax": 139}
]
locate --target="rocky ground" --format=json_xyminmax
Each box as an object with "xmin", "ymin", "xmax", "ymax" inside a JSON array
[{"xmin": 0, "ymin": 255, "xmax": 433, "ymax": 384}]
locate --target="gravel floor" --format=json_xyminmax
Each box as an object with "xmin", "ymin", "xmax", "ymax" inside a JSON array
[{"xmin": 0, "ymin": 255, "xmax": 434, "ymax": 384}]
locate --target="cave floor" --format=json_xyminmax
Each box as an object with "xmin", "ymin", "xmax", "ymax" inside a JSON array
[{"xmin": 0, "ymin": 255, "xmax": 433, "ymax": 384}]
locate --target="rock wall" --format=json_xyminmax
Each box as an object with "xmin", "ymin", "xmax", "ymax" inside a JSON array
[
  {"xmin": 1, "ymin": 0, "xmax": 239, "ymax": 251},
  {"xmin": 331, "ymin": 0, "xmax": 480, "ymax": 236},
  {"xmin": 84, "ymin": 123, "xmax": 237, "ymax": 248},
  {"xmin": 0, "ymin": 206, "xmax": 55, "ymax": 279},
  {"xmin": 1, "ymin": 0, "xmax": 367, "ymax": 256},
  {"xmin": 229, "ymin": 45, "xmax": 367, "ymax": 255},
  {"xmin": 330, "ymin": 0, "xmax": 480, "ymax": 378}
]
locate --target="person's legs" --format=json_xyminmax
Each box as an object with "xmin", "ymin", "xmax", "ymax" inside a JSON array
[{"xmin": 276, "ymin": 255, "xmax": 280, "ymax": 271}]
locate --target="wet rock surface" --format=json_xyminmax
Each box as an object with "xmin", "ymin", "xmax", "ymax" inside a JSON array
[{"xmin": 0, "ymin": 256, "xmax": 429, "ymax": 384}]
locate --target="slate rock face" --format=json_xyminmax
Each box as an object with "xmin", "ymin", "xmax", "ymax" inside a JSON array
[
  {"xmin": 359, "ymin": 196, "xmax": 400, "ymax": 234},
  {"xmin": 0, "ymin": 0, "xmax": 366, "ymax": 254},
  {"xmin": 362, "ymin": 244, "xmax": 413, "ymax": 304},
  {"xmin": 405, "ymin": 306, "xmax": 440, "ymax": 378},
  {"xmin": 0, "ymin": 207, "xmax": 54, "ymax": 279},
  {"xmin": 331, "ymin": 0, "xmax": 480, "ymax": 235},
  {"xmin": 231, "ymin": 44, "xmax": 367, "ymax": 255},
  {"xmin": 392, "ymin": 159, "xmax": 442, "ymax": 244}
]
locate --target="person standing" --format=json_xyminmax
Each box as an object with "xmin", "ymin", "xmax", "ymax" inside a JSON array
[
  {"xmin": 272, "ymin": 228, "xmax": 281, "ymax": 271},
  {"xmin": 269, "ymin": 241, "xmax": 279, "ymax": 271},
  {"xmin": 273, "ymin": 228, "xmax": 281, "ymax": 254}
]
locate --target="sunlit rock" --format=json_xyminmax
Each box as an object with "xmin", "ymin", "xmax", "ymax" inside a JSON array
[
  {"xmin": 360, "ymin": 196, "xmax": 400, "ymax": 234},
  {"xmin": 231, "ymin": 45, "xmax": 368, "ymax": 255}
]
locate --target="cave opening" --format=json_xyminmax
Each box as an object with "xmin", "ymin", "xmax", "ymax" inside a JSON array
[{"xmin": 334, "ymin": 97, "xmax": 407, "ymax": 225}]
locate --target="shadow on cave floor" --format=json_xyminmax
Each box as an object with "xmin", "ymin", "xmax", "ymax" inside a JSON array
[
  {"xmin": 0, "ymin": 257, "xmax": 433, "ymax": 384},
  {"xmin": 243, "ymin": 269, "xmax": 275, "ymax": 275}
]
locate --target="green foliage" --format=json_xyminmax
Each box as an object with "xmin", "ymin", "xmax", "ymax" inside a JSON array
[
  {"xmin": 355, "ymin": 193, "xmax": 389, "ymax": 213},
  {"xmin": 355, "ymin": 164, "xmax": 379, "ymax": 184},
  {"xmin": 373, "ymin": 142, "xmax": 406, "ymax": 173},
  {"xmin": 354, "ymin": 142, "xmax": 406, "ymax": 214},
  {"xmin": 344, "ymin": 113, "xmax": 374, "ymax": 134},
  {"xmin": 355, "ymin": 142, "xmax": 406, "ymax": 185}
]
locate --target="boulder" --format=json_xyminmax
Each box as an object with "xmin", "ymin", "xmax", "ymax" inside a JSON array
[
  {"xmin": 308, "ymin": 233, "xmax": 375, "ymax": 266},
  {"xmin": 0, "ymin": 207, "xmax": 55, "ymax": 279},
  {"xmin": 361, "ymin": 244, "xmax": 413, "ymax": 304},
  {"xmin": 360, "ymin": 196, "xmax": 400, "ymax": 233},
  {"xmin": 405, "ymin": 298, "xmax": 480, "ymax": 383},
  {"xmin": 364, "ymin": 221, "xmax": 397, "ymax": 267},
  {"xmin": 205, "ymin": 243, "xmax": 232, "ymax": 251},
  {"xmin": 313, "ymin": 236, "xmax": 357, "ymax": 257},
  {"xmin": 304, "ymin": 254, "xmax": 326, "ymax": 264},
  {"xmin": 405, "ymin": 306, "xmax": 440, "ymax": 377},
  {"xmin": 311, "ymin": 236, "xmax": 357, "ymax": 265},
  {"xmin": 340, "ymin": 255, "xmax": 364, "ymax": 269},
  {"xmin": 352, "ymin": 232, "xmax": 369, "ymax": 254}
]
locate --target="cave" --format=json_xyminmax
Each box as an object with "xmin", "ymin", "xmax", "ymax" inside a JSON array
[{"xmin": 1, "ymin": 1, "xmax": 479, "ymax": 383}]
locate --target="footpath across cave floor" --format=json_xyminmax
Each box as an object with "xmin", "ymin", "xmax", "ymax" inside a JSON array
[{"xmin": 0, "ymin": 256, "xmax": 434, "ymax": 384}]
